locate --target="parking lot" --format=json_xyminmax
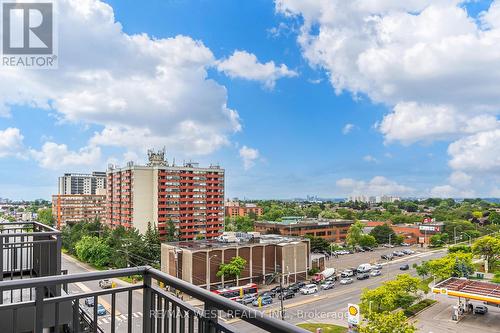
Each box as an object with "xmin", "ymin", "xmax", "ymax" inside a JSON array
[{"xmin": 232, "ymin": 244, "xmax": 427, "ymax": 312}]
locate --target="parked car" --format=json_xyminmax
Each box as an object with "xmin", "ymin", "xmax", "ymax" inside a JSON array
[
  {"xmin": 362, "ymin": 246, "xmax": 374, "ymax": 251},
  {"xmin": 381, "ymin": 254, "xmax": 393, "ymax": 260},
  {"xmin": 357, "ymin": 264, "xmax": 372, "ymax": 273},
  {"xmin": 99, "ymin": 279, "xmax": 112, "ymax": 289},
  {"xmin": 393, "ymin": 251, "xmax": 404, "ymax": 257},
  {"xmin": 287, "ymin": 284, "xmax": 301, "ymax": 293},
  {"xmin": 474, "ymin": 305, "xmax": 488, "ymax": 314},
  {"xmin": 96, "ymin": 304, "xmax": 107, "ymax": 316},
  {"xmin": 403, "ymin": 249, "xmax": 415, "ymax": 255},
  {"xmin": 355, "ymin": 246, "xmax": 365, "ymax": 252},
  {"xmin": 400, "ymin": 264, "xmax": 410, "ymax": 270},
  {"xmin": 372, "ymin": 264, "xmax": 383, "ymax": 270},
  {"xmin": 278, "ymin": 289, "xmax": 296, "ymax": 300},
  {"xmin": 300, "ymin": 284, "xmax": 318, "ymax": 295},
  {"xmin": 383, "ymin": 244, "xmax": 395, "ymax": 248},
  {"xmin": 321, "ymin": 281, "xmax": 335, "ymax": 290},
  {"xmin": 401, "ymin": 243, "xmax": 411, "ymax": 247},
  {"xmin": 84, "ymin": 297, "xmax": 94, "ymax": 307},
  {"xmin": 271, "ymin": 286, "xmax": 285, "ymax": 293},
  {"xmin": 357, "ymin": 273, "xmax": 370, "ymax": 280},
  {"xmin": 325, "ymin": 276, "xmax": 336, "ymax": 283},
  {"xmin": 340, "ymin": 278, "xmax": 354, "ymax": 285},
  {"xmin": 341, "ymin": 269, "xmax": 354, "ymax": 278},
  {"xmin": 237, "ymin": 294, "xmax": 257, "ymax": 305},
  {"xmin": 252, "ymin": 295, "xmax": 273, "ymax": 307},
  {"xmin": 259, "ymin": 291, "xmax": 276, "ymax": 299},
  {"xmin": 370, "ymin": 270, "xmax": 382, "ymax": 277}
]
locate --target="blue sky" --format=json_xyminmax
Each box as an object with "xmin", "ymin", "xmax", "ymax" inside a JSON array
[{"xmin": 1, "ymin": 0, "xmax": 499, "ymax": 200}]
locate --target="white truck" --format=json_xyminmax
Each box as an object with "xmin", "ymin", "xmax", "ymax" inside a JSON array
[{"xmin": 312, "ymin": 268, "xmax": 336, "ymax": 283}]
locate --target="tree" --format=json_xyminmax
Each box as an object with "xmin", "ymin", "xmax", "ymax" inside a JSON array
[
  {"xmin": 448, "ymin": 244, "xmax": 471, "ymax": 253},
  {"xmin": 320, "ymin": 210, "xmax": 339, "ymax": 219},
  {"xmin": 359, "ymin": 234, "xmax": 377, "ymax": 248},
  {"xmin": 370, "ymin": 224, "xmax": 396, "ymax": 245},
  {"xmin": 359, "ymin": 311, "xmax": 416, "ymax": 333},
  {"xmin": 429, "ymin": 234, "xmax": 444, "ymax": 247},
  {"xmin": 217, "ymin": 256, "xmax": 246, "ymax": 285},
  {"xmin": 415, "ymin": 252, "xmax": 474, "ymax": 280},
  {"xmin": 346, "ymin": 220, "xmax": 364, "ymax": 248},
  {"xmin": 489, "ymin": 211, "xmax": 500, "ymax": 225},
  {"xmin": 472, "ymin": 236, "xmax": 500, "ymax": 271},
  {"xmin": 143, "ymin": 222, "xmax": 161, "ymax": 266},
  {"xmin": 305, "ymin": 235, "xmax": 330, "ymax": 252},
  {"xmin": 37, "ymin": 208, "xmax": 54, "ymax": 227},
  {"xmin": 75, "ymin": 236, "xmax": 111, "ymax": 268},
  {"xmin": 166, "ymin": 219, "xmax": 177, "ymax": 241}
]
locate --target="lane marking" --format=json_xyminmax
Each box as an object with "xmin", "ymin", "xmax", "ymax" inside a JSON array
[{"xmin": 74, "ymin": 282, "xmax": 121, "ymax": 316}]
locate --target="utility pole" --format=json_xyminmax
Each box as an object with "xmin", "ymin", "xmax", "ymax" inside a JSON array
[{"xmin": 276, "ymin": 265, "xmax": 285, "ymax": 321}]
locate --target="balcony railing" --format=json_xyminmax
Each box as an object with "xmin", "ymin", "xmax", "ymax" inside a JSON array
[{"xmin": 0, "ymin": 266, "xmax": 308, "ymax": 333}]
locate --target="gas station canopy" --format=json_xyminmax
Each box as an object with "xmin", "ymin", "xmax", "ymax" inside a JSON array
[{"xmin": 432, "ymin": 277, "xmax": 500, "ymax": 304}]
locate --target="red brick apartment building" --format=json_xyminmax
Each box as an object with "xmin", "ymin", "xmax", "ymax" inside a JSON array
[
  {"xmin": 364, "ymin": 221, "xmax": 444, "ymax": 245},
  {"xmin": 106, "ymin": 150, "xmax": 225, "ymax": 240},
  {"xmin": 52, "ymin": 194, "xmax": 107, "ymax": 229},
  {"xmin": 225, "ymin": 201, "xmax": 263, "ymax": 218}
]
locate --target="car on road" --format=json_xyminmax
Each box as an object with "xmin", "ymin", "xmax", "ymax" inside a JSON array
[
  {"xmin": 401, "ymin": 243, "xmax": 411, "ymax": 247},
  {"xmin": 400, "ymin": 264, "xmax": 410, "ymax": 270},
  {"xmin": 381, "ymin": 254, "xmax": 393, "ymax": 260},
  {"xmin": 252, "ymin": 295, "xmax": 273, "ymax": 307},
  {"xmin": 370, "ymin": 270, "xmax": 382, "ymax": 277},
  {"xmin": 325, "ymin": 276, "xmax": 336, "ymax": 283},
  {"xmin": 383, "ymin": 244, "xmax": 395, "ymax": 248},
  {"xmin": 271, "ymin": 286, "xmax": 285, "ymax": 293},
  {"xmin": 321, "ymin": 281, "xmax": 335, "ymax": 290},
  {"xmin": 278, "ymin": 289, "xmax": 296, "ymax": 300},
  {"xmin": 84, "ymin": 297, "xmax": 94, "ymax": 307},
  {"xmin": 237, "ymin": 295, "xmax": 257, "ymax": 305},
  {"xmin": 99, "ymin": 279, "xmax": 112, "ymax": 289},
  {"xmin": 372, "ymin": 264, "xmax": 383, "ymax": 270},
  {"xmin": 403, "ymin": 249, "xmax": 415, "ymax": 255},
  {"xmin": 341, "ymin": 269, "xmax": 354, "ymax": 278},
  {"xmin": 259, "ymin": 291, "xmax": 276, "ymax": 299},
  {"xmin": 474, "ymin": 305, "xmax": 488, "ymax": 314},
  {"xmin": 393, "ymin": 251, "xmax": 405, "ymax": 257},
  {"xmin": 300, "ymin": 284, "xmax": 318, "ymax": 295},
  {"xmin": 356, "ymin": 273, "xmax": 370, "ymax": 280},
  {"xmin": 340, "ymin": 278, "xmax": 354, "ymax": 285},
  {"xmin": 97, "ymin": 304, "xmax": 107, "ymax": 316}
]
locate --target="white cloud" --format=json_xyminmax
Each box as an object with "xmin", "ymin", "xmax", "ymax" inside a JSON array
[
  {"xmin": 448, "ymin": 129, "xmax": 500, "ymax": 173},
  {"xmin": 0, "ymin": 128, "xmax": 24, "ymax": 158},
  {"xmin": 448, "ymin": 171, "xmax": 472, "ymax": 188},
  {"xmin": 239, "ymin": 146, "xmax": 260, "ymax": 170},
  {"xmin": 30, "ymin": 142, "xmax": 101, "ymax": 170},
  {"xmin": 336, "ymin": 176, "xmax": 413, "ymax": 196},
  {"xmin": 276, "ymin": 0, "xmax": 500, "ymax": 195},
  {"xmin": 342, "ymin": 123, "xmax": 355, "ymax": 135},
  {"xmin": 363, "ymin": 155, "xmax": 378, "ymax": 163},
  {"xmin": 430, "ymin": 185, "xmax": 475, "ymax": 198},
  {"xmin": 0, "ymin": 0, "xmax": 242, "ymax": 159},
  {"xmin": 217, "ymin": 50, "xmax": 297, "ymax": 89}
]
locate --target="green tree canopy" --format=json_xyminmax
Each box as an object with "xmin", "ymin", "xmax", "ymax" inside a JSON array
[
  {"xmin": 370, "ymin": 224, "xmax": 396, "ymax": 245},
  {"xmin": 217, "ymin": 256, "xmax": 247, "ymax": 283},
  {"xmin": 346, "ymin": 220, "xmax": 365, "ymax": 248},
  {"xmin": 472, "ymin": 235, "xmax": 500, "ymax": 270},
  {"xmin": 75, "ymin": 236, "xmax": 111, "ymax": 268},
  {"xmin": 359, "ymin": 311, "xmax": 416, "ymax": 333},
  {"xmin": 37, "ymin": 208, "xmax": 54, "ymax": 227}
]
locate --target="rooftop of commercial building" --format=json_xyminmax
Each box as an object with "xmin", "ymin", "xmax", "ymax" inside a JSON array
[
  {"xmin": 255, "ymin": 217, "xmax": 355, "ymax": 226},
  {"xmin": 162, "ymin": 232, "xmax": 307, "ymax": 251}
]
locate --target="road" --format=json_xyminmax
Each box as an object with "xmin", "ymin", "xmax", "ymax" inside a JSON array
[
  {"xmin": 230, "ymin": 248, "xmax": 447, "ymax": 332},
  {"xmin": 61, "ymin": 254, "xmax": 144, "ymax": 332}
]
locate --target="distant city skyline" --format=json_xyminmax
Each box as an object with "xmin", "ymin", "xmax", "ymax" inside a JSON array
[{"xmin": 1, "ymin": 0, "xmax": 499, "ymax": 200}]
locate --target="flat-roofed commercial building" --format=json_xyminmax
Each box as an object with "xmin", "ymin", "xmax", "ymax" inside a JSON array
[
  {"xmin": 254, "ymin": 218, "xmax": 354, "ymax": 242},
  {"xmin": 161, "ymin": 233, "xmax": 310, "ymax": 289},
  {"xmin": 225, "ymin": 201, "xmax": 263, "ymax": 218},
  {"xmin": 107, "ymin": 149, "xmax": 225, "ymax": 239},
  {"xmin": 52, "ymin": 194, "xmax": 106, "ymax": 228}
]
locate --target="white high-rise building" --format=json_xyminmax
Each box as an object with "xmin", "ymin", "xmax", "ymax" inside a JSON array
[{"xmin": 58, "ymin": 172, "xmax": 107, "ymax": 195}]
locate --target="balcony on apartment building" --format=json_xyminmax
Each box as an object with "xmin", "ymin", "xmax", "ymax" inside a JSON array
[{"xmin": 0, "ymin": 222, "xmax": 307, "ymax": 333}]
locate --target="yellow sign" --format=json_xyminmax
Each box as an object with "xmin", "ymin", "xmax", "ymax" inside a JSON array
[
  {"xmin": 348, "ymin": 305, "xmax": 358, "ymax": 316},
  {"xmin": 347, "ymin": 303, "xmax": 360, "ymax": 325}
]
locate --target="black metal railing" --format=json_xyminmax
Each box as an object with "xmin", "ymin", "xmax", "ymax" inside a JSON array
[{"xmin": 0, "ymin": 266, "xmax": 308, "ymax": 333}]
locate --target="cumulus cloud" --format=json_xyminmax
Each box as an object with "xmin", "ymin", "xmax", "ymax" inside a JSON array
[
  {"xmin": 0, "ymin": 128, "xmax": 24, "ymax": 158},
  {"xmin": 342, "ymin": 123, "xmax": 355, "ymax": 135},
  {"xmin": 336, "ymin": 176, "xmax": 413, "ymax": 196},
  {"xmin": 448, "ymin": 129, "xmax": 500, "ymax": 173},
  {"xmin": 430, "ymin": 185, "xmax": 475, "ymax": 198},
  {"xmin": 30, "ymin": 142, "xmax": 101, "ymax": 170},
  {"xmin": 363, "ymin": 155, "xmax": 378, "ymax": 163},
  {"xmin": 217, "ymin": 50, "xmax": 297, "ymax": 89},
  {"xmin": 276, "ymin": 0, "xmax": 500, "ymax": 195},
  {"xmin": 239, "ymin": 146, "xmax": 260, "ymax": 170},
  {"xmin": 0, "ymin": 0, "xmax": 242, "ymax": 161}
]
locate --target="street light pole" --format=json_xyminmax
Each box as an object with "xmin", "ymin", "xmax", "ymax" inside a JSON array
[{"xmin": 454, "ymin": 227, "xmax": 457, "ymax": 245}]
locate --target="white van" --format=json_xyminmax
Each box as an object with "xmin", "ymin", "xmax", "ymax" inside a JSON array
[
  {"xmin": 357, "ymin": 264, "xmax": 372, "ymax": 273},
  {"xmin": 300, "ymin": 284, "xmax": 318, "ymax": 295}
]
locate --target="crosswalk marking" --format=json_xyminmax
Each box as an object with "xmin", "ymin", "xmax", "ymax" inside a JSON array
[{"xmin": 97, "ymin": 312, "xmax": 143, "ymax": 325}]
